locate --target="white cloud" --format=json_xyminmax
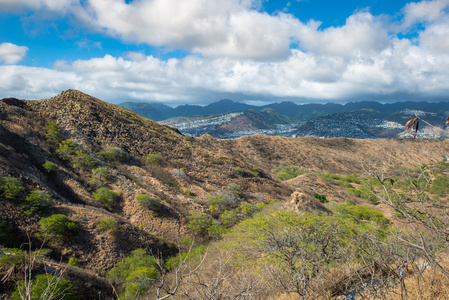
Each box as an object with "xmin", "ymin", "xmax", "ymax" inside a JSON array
[
  {"xmin": 297, "ymin": 12, "xmax": 390, "ymax": 56},
  {"xmin": 0, "ymin": 43, "xmax": 28, "ymax": 64},
  {"xmin": 402, "ymin": 0, "xmax": 449, "ymax": 28},
  {"xmin": 0, "ymin": 0, "xmax": 76, "ymax": 12}
]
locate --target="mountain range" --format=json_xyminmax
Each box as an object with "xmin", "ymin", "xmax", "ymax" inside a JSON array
[{"xmin": 120, "ymin": 100, "xmax": 449, "ymax": 139}]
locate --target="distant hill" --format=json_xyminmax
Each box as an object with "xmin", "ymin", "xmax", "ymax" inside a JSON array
[{"xmin": 120, "ymin": 99, "xmax": 449, "ymax": 125}]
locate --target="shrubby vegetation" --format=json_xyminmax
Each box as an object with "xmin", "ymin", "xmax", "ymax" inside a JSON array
[
  {"xmin": 21, "ymin": 190, "xmax": 52, "ymax": 216},
  {"xmin": 87, "ymin": 167, "xmax": 110, "ymax": 189},
  {"xmin": 72, "ymin": 150, "xmax": 98, "ymax": 170},
  {"xmin": 95, "ymin": 218, "xmax": 119, "ymax": 232},
  {"xmin": 38, "ymin": 214, "xmax": 78, "ymax": 243},
  {"xmin": 276, "ymin": 165, "xmax": 305, "ymax": 181},
  {"xmin": 12, "ymin": 274, "xmax": 79, "ymax": 300},
  {"xmin": 136, "ymin": 194, "xmax": 166, "ymax": 217},
  {"xmin": 55, "ymin": 139, "xmax": 77, "ymax": 160},
  {"xmin": 45, "ymin": 121, "xmax": 62, "ymax": 144},
  {"xmin": 0, "ymin": 176, "xmax": 24, "ymax": 200},
  {"xmin": 108, "ymin": 249, "xmax": 160, "ymax": 299},
  {"xmin": 93, "ymin": 188, "xmax": 120, "ymax": 206},
  {"xmin": 42, "ymin": 161, "xmax": 58, "ymax": 173},
  {"xmin": 98, "ymin": 147, "xmax": 129, "ymax": 162},
  {"xmin": 146, "ymin": 153, "xmax": 160, "ymax": 164}
]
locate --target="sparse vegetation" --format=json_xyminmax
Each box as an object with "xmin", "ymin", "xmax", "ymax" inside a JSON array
[
  {"xmin": 313, "ymin": 192, "xmax": 328, "ymax": 203},
  {"xmin": 146, "ymin": 153, "xmax": 160, "ymax": 164},
  {"xmin": 136, "ymin": 194, "xmax": 166, "ymax": 216},
  {"xmin": 87, "ymin": 167, "xmax": 109, "ymax": 189}
]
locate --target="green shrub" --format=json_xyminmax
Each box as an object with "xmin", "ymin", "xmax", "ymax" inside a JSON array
[
  {"xmin": 341, "ymin": 174, "xmax": 362, "ymax": 184},
  {"xmin": 95, "ymin": 218, "xmax": 119, "ymax": 232},
  {"xmin": 98, "ymin": 147, "xmax": 129, "ymax": 162},
  {"xmin": 45, "ymin": 121, "xmax": 62, "ymax": 144},
  {"xmin": 165, "ymin": 244, "xmax": 207, "ymax": 272},
  {"xmin": 136, "ymin": 194, "xmax": 166, "ymax": 216},
  {"xmin": 146, "ymin": 154, "xmax": 160, "ymax": 164},
  {"xmin": 188, "ymin": 211, "xmax": 213, "ymax": 235},
  {"xmin": 220, "ymin": 210, "xmax": 238, "ymax": 227},
  {"xmin": 68, "ymin": 257, "xmax": 81, "ymax": 267},
  {"xmin": 0, "ymin": 176, "xmax": 24, "ymax": 200},
  {"xmin": 276, "ymin": 166, "xmax": 304, "ymax": 181},
  {"xmin": 56, "ymin": 139, "xmax": 77, "ymax": 160},
  {"xmin": 72, "ymin": 150, "xmax": 98, "ymax": 171},
  {"xmin": 209, "ymin": 193, "xmax": 237, "ymax": 210},
  {"xmin": 13, "ymin": 274, "xmax": 79, "ymax": 300},
  {"xmin": 313, "ymin": 193, "xmax": 328, "ymax": 203},
  {"xmin": 87, "ymin": 167, "xmax": 109, "ymax": 189},
  {"xmin": 42, "ymin": 161, "xmax": 59, "ymax": 173},
  {"xmin": 108, "ymin": 249, "xmax": 159, "ymax": 299},
  {"xmin": 237, "ymin": 202, "xmax": 264, "ymax": 217},
  {"xmin": 183, "ymin": 188, "xmax": 193, "ymax": 196},
  {"xmin": 38, "ymin": 214, "xmax": 78, "ymax": 242},
  {"xmin": 93, "ymin": 188, "xmax": 120, "ymax": 206},
  {"xmin": 21, "ymin": 190, "xmax": 52, "ymax": 216},
  {"xmin": 0, "ymin": 220, "xmax": 19, "ymax": 247},
  {"xmin": 316, "ymin": 172, "xmax": 342, "ymax": 181},
  {"xmin": 207, "ymin": 221, "xmax": 227, "ymax": 240}
]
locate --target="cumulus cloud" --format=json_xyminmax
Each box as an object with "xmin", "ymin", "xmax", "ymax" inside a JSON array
[
  {"xmin": 0, "ymin": 43, "xmax": 29, "ymax": 64},
  {"xmin": 1, "ymin": 0, "xmax": 449, "ymax": 104}
]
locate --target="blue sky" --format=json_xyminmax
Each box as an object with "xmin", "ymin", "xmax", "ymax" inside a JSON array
[{"xmin": 1, "ymin": 0, "xmax": 449, "ymax": 105}]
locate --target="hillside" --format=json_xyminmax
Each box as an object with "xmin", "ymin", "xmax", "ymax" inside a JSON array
[{"xmin": 2, "ymin": 90, "xmax": 449, "ymax": 298}]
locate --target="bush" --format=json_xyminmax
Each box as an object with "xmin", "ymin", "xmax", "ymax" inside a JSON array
[
  {"xmin": 68, "ymin": 257, "xmax": 81, "ymax": 267},
  {"xmin": 237, "ymin": 202, "xmax": 264, "ymax": 217},
  {"xmin": 93, "ymin": 188, "xmax": 120, "ymax": 206},
  {"xmin": 87, "ymin": 167, "xmax": 109, "ymax": 189},
  {"xmin": 21, "ymin": 190, "xmax": 52, "ymax": 215},
  {"xmin": 72, "ymin": 150, "xmax": 98, "ymax": 171},
  {"xmin": 42, "ymin": 161, "xmax": 59, "ymax": 173},
  {"xmin": 276, "ymin": 166, "xmax": 304, "ymax": 181},
  {"xmin": 95, "ymin": 218, "xmax": 119, "ymax": 232},
  {"xmin": 136, "ymin": 194, "xmax": 166, "ymax": 216},
  {"xmin": 188, "ymin": 211, "xmax": 213, "ymax": 235},
  {"xmin": 56, "ymin": 139, "xmax": 77, "ymax": 160},
  {"xmin": 108, "ymin": 249, "xmax": 159, "ymax": 298},
  {"xmin": 13, "ymin": 274, "xmax": 79, "ymax": 300},
  {"xmin": 209, "ymin": 193, "xmax": 237, "ymax": 210},
  {"xmin": 98, "ymin": 147, "xmax": 129, "ymax": 162},
  {"xmin": 220, "ymin": 210, "xmax": 238, "ymax": 227},
  {"xmin": 146, "ymin": 154, "xmax": 160, "ymax": 164},
  {"xmin": 207, "ymin": 221, "xmax": 227, "ymax": 240},
  {"xmin": 45, "ymin": 121, "xmax": 62, "ymax": 144},
  {"xmin": 333, "ymin": 203, "xmax": 389, "ymax": 225},
  {"xmin": 0, "ymin": 176, "xmax": 24, "ymax": 200},
  {"xmin": 313, "ymin": 193, "xmax": 328, "ymax": 203},
  {"xmin": 38, "ymin": 214, "xmax": 78, "ymax": 242}
]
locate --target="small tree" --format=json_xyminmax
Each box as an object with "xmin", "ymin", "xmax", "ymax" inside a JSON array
[
  {"xmin": 87, "ymin": 167, "xmax": 109, "ymax": 189},
  {"xmin": 0, "ymin": 176, "xmax": 24, "ymax": 200},
  {"xmin": 45, "ymin": 121, "xmax": 62, "ymax": 144},
  {"xmin": 38, "ymin": 214, "xmax": 78, "ymax": 243},
  {"xmin": 95, "ymin": 218, "xmax": 119, "ymax": 232},
  {"xmin": 55, "ymin": 139, "xmax": 77, "ymax": 160},
  {"xmin": 146, "ymin": 154, "xmax": 160, "ymax": 164}
]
